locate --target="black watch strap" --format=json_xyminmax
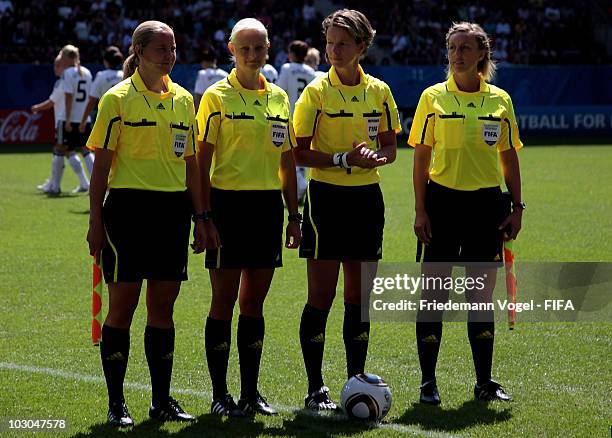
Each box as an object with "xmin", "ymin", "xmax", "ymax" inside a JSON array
[
  {"xmin": 512, "ymin": 201, "xmax": 526, "ymax": 210},
  {"xmin": 192, "ymin": 211, "xmax": 211, "ymax": 222},
  {"xmin": 288, "ymin": 213, "xmax": 303, "ymax": 223}
]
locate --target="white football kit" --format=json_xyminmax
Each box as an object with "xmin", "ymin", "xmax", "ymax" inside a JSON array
[
  {"xmin": 62, "ymin": 66, "xmax": 93, "ymax": 123},
  {"xmin": 90, "ymin": 69, "xmax": 123, "ymax": 99}
]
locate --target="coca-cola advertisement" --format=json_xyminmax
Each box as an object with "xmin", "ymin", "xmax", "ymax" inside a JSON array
[{"xmin": 0, "ymin": 109, "xmax": 54, "ymax": 144}]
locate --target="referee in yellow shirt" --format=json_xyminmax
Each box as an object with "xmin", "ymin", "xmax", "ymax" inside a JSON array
[
  {"xmin": 86, "ymin": 21, "xmax": 204, "ymax": 427},
  {"xmin": 196, "ymin": 18, "xmax": 301, "ymax": 417},
  {"xmin": 408, "ymin": 22, "xmax": 524, "ymax": 405},
  {"xmin": 293, "ymin": 9, "xmax": 401, "ymax": 410}
]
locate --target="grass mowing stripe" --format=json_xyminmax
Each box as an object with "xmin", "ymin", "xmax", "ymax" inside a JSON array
[{"xmin": 0, "ymin": 362, "xmax": 460, "ymax": 437}]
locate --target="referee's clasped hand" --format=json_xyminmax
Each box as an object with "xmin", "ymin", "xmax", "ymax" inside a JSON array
[
  {"xmin": 285, "ymin": 222, "xmax": 301, "ymax": 249},
  {"xmin": 349, "ymin": 141, "xmax": 387, "ymax": 168}
]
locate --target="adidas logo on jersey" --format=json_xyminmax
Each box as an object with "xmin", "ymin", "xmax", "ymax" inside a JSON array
[
  {"xmin": 351, "ymin": 96, "xmax": 359, "ymax": 102},
  {"xmin": 156, "ymin": 103, "xmax": 165, "ymax": 110},
  {"xmin": 254, "ymin": 99, "xmax": 262, "ymax": 106},
  {"xmin": 494, "ymin": 254, "xmax": 501, "ymax": 261},
  {"xmin": 467, "ymin": 102, "xmax": 476, "ymax": 108}
]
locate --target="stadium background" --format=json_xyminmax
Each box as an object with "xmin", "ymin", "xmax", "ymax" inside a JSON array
[
  {"xmin": 1, "ymin": 1, "xmax": 611, "ymax": 437},
  {"xmin": 1, "ymin": 0, "xmax": 611, "ymax": 142}
]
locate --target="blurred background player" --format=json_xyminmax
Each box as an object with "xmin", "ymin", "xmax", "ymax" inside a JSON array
[
  {"xmin": 304, "ymin": 47, "xmax": 326, "ymax": 79},
  {"xmin": 31, "ymin": 54, "xmax": 68, "ymax": 195},
  {"xmin": 61, "ymin": 44, "xmax": 93, "ymax": 193},
  {"xmin": 194, "ymin": 48, "xmax": 228, "ymax": 111},
  {"xmin": 261, "ymin": 54, "xmax": 278, "ymax": 84},
  {"xmin": 80, "ymin": 46, "xmax": 124, "ymax": 134},
  {"xmin": 278, "ymin": 40, "xmax": 316, "ymax": 204}
]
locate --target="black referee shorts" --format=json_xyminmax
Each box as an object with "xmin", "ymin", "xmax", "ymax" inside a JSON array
[
  {"xmin": 65, "ymin": 122, "xmax": 91, "ymax": 152},
  {"xmin": 417, "ymin": 181, "xmax": 509, "ymax": 264},
  {"xmin": 205, "ymin": 188, "xmax": 284, "ymax": 269},
  {"xmin": 101, "ymin": 189, "xmax": 191, "ymax": 283},
  {"xmin": 300, "ymin": 180, "xmax": 385, "ymax": 261}
]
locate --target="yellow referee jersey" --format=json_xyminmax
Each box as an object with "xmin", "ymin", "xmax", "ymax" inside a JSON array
[
  {"xmin": 408, "ymin": 74, "xmax": 523, "ymax": 191},
  {"xmin": 86, "ymin": 68, "xmax": 196, "ymax": 192},
  {"xmin": 196, "ymin": 69, "xmax": 293, "ymax": 190},
  {"xmin": 293, "ymin": 65, "xmax": 401, "ymax": 186}
]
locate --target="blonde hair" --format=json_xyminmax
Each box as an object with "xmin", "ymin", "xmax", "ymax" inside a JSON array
[
  {"xmin": 322, "ymin": 9, "xmax": 376, "ymax": 55},
  {"xmin": 229, "ymin": 18, "xmax": 269, "ymax": 44},
  {"xmin": 305, "ymin": 47, "xmax": 320, "ymax": 69},
  {"xmin": 445, "ymin": 21, "xmax": 496, "ymax": 82},
  {"xmin": 60, "ymin": 44, "xmax": 82, "ymax": 76},
  {"xmin": 123, "ymin": 20, "xmax": 174, "ymax": 78}
]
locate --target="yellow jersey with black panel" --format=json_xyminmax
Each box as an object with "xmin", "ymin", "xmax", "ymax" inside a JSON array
[
  {"xmin": 86, "ymin": 68, "xmax": 196, "ymax": 192},
  {"xmin": 196, "ymin": 68, "xmax": 293, "ymax": 191},
  {"xmin": 293, "ymin": 65, "xmax": 401, "ymax": 187},
  {"xmin": 408, "ymin": 74, "xmax": 523, "ymax": 191}
]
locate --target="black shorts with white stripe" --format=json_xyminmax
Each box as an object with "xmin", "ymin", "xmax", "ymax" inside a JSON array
[
  {"xmin": 65, "ymin": 122, "xmax": 91, "ymax": 151},
  {"xmin": 55, "ymin": 121, "xmax": 69, "ymax": 147}
]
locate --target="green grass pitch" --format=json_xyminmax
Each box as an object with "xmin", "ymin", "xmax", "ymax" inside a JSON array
[{"xmin": 0, "ymin": 145, "xmax": 611, "ymax": 437}]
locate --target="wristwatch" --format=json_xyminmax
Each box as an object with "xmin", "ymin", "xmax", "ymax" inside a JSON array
[
  {"xmin": 288, "ymin": 213, "xmax": 303, "ymax": 223},
  {"xmin": 512, "ymin": 201, "xmax": 526, "ymax": 211},
  {"xmin": 192, "ymin": 211, "xmax": 211, "ymax": 222}
]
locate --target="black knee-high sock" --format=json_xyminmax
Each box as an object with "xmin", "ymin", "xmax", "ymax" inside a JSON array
[
  {"xmin": 343, "ymin": 303, "xmax": 370, "ymax": 378},
  {"xmin": 205, "ymin": 316, "xmax": 232, "ymax": 399},
  {"xmin": 416, "ymin": 322, "xmax": 443, "ymax": 384},
  {"xmin": 237, "ymin": 315, "xmax": 265, "ymax": 400},
  {"xmin": 468, "ymin": 321, "xmax": 495, "ymax": 384},
  {"xmin": 299, "ymin": 304, "xmax": 329, "ymax": 393},
  {"xmin": 100, "ymin": 325, "xmax": 130, "ymax": 404},
  {"xmin": 144, "ymin": 326, "xmax": 175, "ymax": 407}
]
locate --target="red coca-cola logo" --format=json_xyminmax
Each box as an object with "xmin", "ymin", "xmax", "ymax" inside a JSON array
[{"xmin": 0, "ymin": 109, "xmax": 54, "ymax": 144}]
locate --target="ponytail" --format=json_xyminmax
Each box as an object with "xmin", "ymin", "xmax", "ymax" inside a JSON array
[{"xmin": 123, "ymin": 50, "xmax": 139, "ymax": 78}]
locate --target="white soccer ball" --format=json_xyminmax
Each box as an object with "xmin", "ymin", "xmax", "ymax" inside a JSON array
[{"xmin": 341, "ymin": 373, "xmax": 392, "ymax": 421}]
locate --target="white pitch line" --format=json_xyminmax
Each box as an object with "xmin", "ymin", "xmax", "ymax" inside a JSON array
[{"xmin": 0, "ymin": 362, "xmax": 459, "ymax": 437}]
